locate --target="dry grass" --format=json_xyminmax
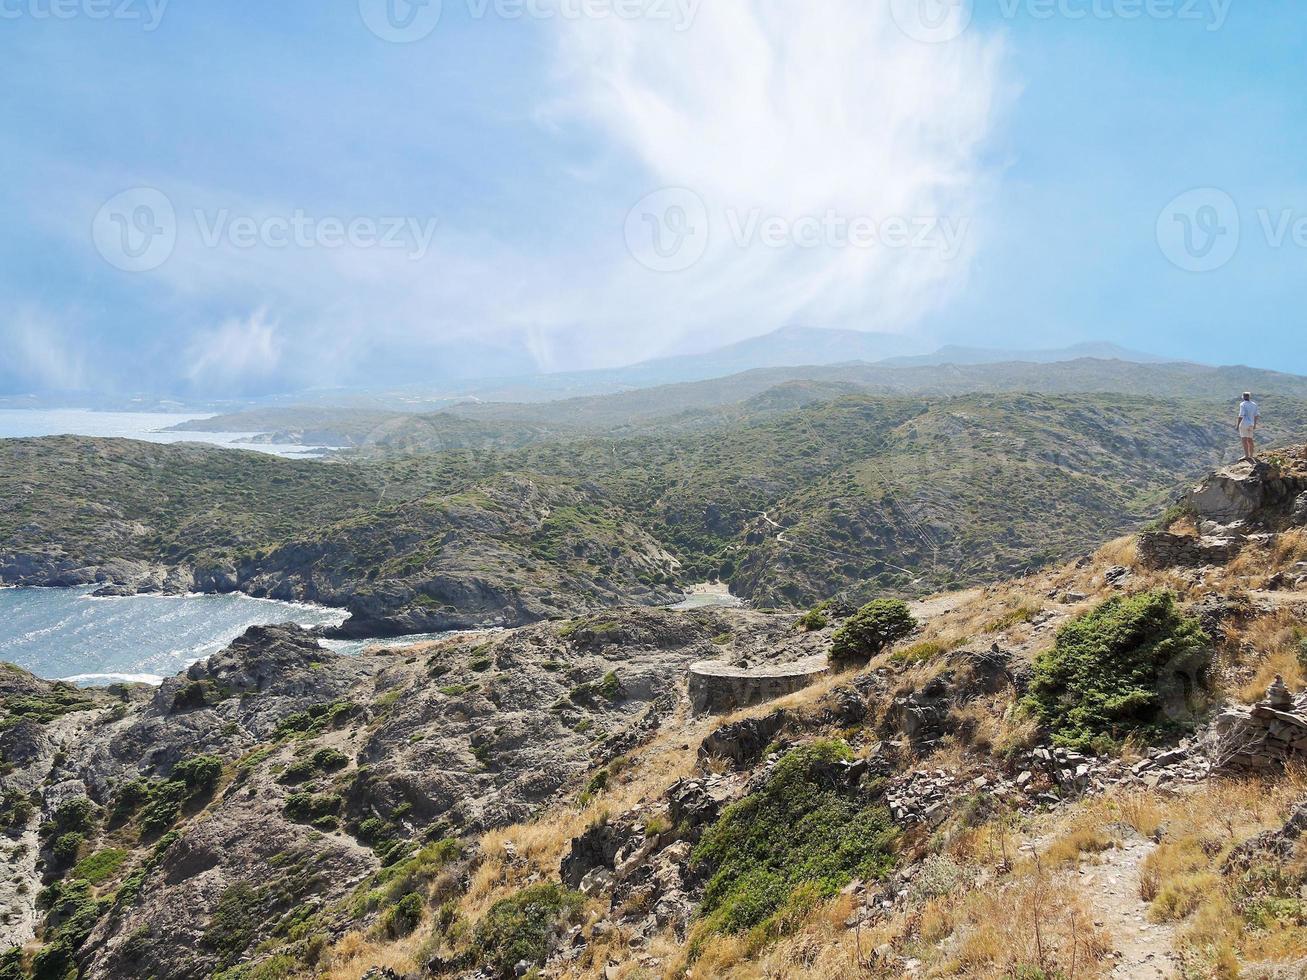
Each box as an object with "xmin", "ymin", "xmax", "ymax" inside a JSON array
[
  {"xmin": 323, "ymin": 928, "xmax": 429, "ymax": 980},
  {"xmin": 1131, "ymin": 776, "xmax": 1307, "ymax": 974},
  {"xmin": 1229, "ymin": 610, "xmax": 1307, "ymax": 702},
  {"xmin": 941, "ymin": 872, "xmax": 1112, "ymax": 978}
]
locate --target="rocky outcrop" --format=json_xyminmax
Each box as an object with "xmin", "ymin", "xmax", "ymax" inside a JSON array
[
  {"xmin": 0, "ymin": 605, "xmax": 828, "ymax": 974},
  {"xmin": 1186, "ymin": 458, "xmax": 1307, "ymax": 525},
  {"xmin": 881, "ymin": 649, "xmax": 1015, "ymax": 751},
  {"xmin": 1212, "ymin": 677, "xmax": 1307, "ymax": 771},
  {"xmin": 698, "ymin": 710, "xmax": 788, "ymax": 768}
]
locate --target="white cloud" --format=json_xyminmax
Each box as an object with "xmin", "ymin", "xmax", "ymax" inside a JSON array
[
  {"xmin": 184, "ymin": 309, "xmax": 284, "ymax": 393},
  {"xmin": 533, "ymin": 0, "xmax": 1008, "ymax": 365},
  {"xmin": 0, "ymin": 306, "xmax": 88, "ymax": 391},
  {"xmin": 24, "ymin": 3, "xmax": 1009, "ymax": 395}
]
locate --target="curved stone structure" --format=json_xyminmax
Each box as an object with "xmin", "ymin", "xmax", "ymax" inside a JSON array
[{"xmin": 688, "ymin": 655, "xmax": 828, "ymax": 716}]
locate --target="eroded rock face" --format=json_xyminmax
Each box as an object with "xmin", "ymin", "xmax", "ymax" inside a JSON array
[
  {"xmin": 698, "ymin": 710, "xmax": 788, "ymax": 769},
  {"xmin": 1187, "ymin": 459, "xmax": 1307, "ymax": 525},
  {"xmin": 882, "ymin": 650, "xmax": 1015, "ymax": 751},
  {"xmin": 1, "ymin": 606, "xmax": 824, "ymax": 974}
]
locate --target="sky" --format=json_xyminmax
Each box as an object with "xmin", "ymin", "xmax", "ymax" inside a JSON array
[{"xmin": 1, "ymin": 0, "xmax": 1304, "ymax": 399}]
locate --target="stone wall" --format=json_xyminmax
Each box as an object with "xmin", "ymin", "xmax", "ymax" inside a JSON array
[
  {"xmin": 1137, "ymin": 531, "xmax": 1238, "ymax": 569},
  {"xmin": 1212, "ymin": 677, "xmax": 1307, "ymax": 771},
  {"xmin": 687, "ymin": 656, "xmax": 828, "ymax": 715}
]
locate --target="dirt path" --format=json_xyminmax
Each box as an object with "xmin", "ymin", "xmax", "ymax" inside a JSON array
[
  {"xmin": 1073, "ymin": 829, "xmax": 1180, "ymax": 978},
  {"xmin": 908, "ymin": 587, "xmax": 982, "ymax": 622}
]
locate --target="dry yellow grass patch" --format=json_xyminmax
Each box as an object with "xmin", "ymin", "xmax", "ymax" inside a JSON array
[
  {"xmin": 1230, "ymin": 610, "xmax": 1307, "ymax": 702},
  {"xmin": 1131, "ymin": 776, "xmax": 1307, "ymax": 973},
  {"xmin": 940, "ymin": 870, "xmax": 1112, "ymax": 978},
  {"xmin": 323, "ymin": 928, "xmax": 428, "ymax": 980}
]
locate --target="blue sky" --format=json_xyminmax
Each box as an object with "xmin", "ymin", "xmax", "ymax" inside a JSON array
[{"xmin": 1, "ymin": 0, "xmax": 1304, "ymax": 398}]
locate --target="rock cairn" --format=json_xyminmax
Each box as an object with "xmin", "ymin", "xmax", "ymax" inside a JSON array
[{"xmin": 1212, "ymin": 676, "xmax": 1307, "ymax": 771}]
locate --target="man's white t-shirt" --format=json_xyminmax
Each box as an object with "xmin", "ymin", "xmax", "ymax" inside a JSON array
[{"xmin": 1239, "ymin": 400, "xmax": 1259, "ymax": 426}]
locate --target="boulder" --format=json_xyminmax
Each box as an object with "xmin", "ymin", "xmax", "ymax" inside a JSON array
[
  {"xmin": 698, "ymin": 710, "xmax": 788, "ymax": 769},
  {"xmin": 1187, "ymin": 459, "xmax": 1307, "ymax": 525}
]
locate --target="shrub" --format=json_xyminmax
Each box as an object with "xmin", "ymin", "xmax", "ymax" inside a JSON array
[
  {"xmin": 139, "ymin": 782, "xmax": 189, "ymax": 838},
  {"xmin": 691, "ymin": 740, "xmax": 897, "ymax": 938},
  {"xmin": 471, "ymin": 884, "xmax": 585, "ymax": 977},
  {"xmin": 108, "ymin": 780, "xmax": 152, "ymax": 824},
  {"xmin": 173, "ymin": 755, "xmax": 223, "ymax": 794},
  {"xmin": 51, "ymin": 832, "xmax": 85, "ymax": 868},
  {"xmin": 72, "ymin": 848, "xmax": 128, "ymax": 885},
  {"xmin": 283, "ymin": 793, "xmax": 341, "ymax": 824},
  {"xmin": 171, "ymin": 680, "xmax": 221, "ymax": 712},
  {"xmin": 795, "ymin": 604, "xmax": 830, "ymax": 632},
  {"xmin": 0, "ymin": 790, "xmax": 34, "ymax": 830},
  {"xmin": 830, "ymin": 599, "xmax": 917, "ymax": 663},
  {"xmin": 379, "ymin": 892, "xmax": 424, "ymax": 939},
  {"xmin": 1023, "ymin": 591, "xmax": 1211, "ymax": 753},
  {"xmin": 51, "ymin": 798, "xmax": 96, "ymax": 835}
]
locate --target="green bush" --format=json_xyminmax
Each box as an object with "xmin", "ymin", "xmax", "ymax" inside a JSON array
[
  {"xmin": 691, "ymin": 740, "xmax": 897, "ymax": 938},
  {"xmin": 830, "ymin": 599, "xmax": 917, "ymax": 662},
  {"xmin": 171, "ymin": 680, "xmax": 222, "ymax": 712},
  {"xmin": 795, "ymin": 608, "xmax": 829, "ymax": 632},
  {"xmin": 139, "ymin": 782, "xmax": 189, "ymax": 838},
  {"xmin": 0, "ymin": 790, "xmax": 34, "ymax": 830},
  {"xmin": 1023, "ymin": 591, "xmax": 1211, "ymax": 754},
  {"xmin": 173, "ymin": 755, "xmax": 223, "ymax": 794},
  {"xmin": 379, "ymin": 892, "xmax": 424, "ymax": 939},
  {"xmin": 471, "ymin": 884, "xmax": 585, "ymax": 978},
  {"xmin": 283, "ymin": 793, "xmax": 341, "ymax": 824},
  {"xmin": 0, "ymin": 948, "xmax": 25, "ymax": 980},
  {"xmin": 50, "ymin": 798, "xmax": 95, "ymax": 835},
  {"xmin": 108, "ymin": 780, "xmax": 152, "ymax": 824},
  {"xmin": 51, "ymin": 832, "xmax": 84, "ymax": 868},
  {"xmin": 71, "ymin": 848, "xmax": 128, "ymax": 886}
]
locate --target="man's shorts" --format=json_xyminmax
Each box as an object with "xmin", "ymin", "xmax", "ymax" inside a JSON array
[{"xmin": 1239, "ymin": 423, "xmax": 1257, "ymax": 438}]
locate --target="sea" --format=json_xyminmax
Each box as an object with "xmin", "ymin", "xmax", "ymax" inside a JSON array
[
  {"xmin": 0, "ymin": 410, "xmax": 738, "ymax": 685},
  {"xmin": 0, "ymin": 408, "xmax": 323, "ymax": 458}
]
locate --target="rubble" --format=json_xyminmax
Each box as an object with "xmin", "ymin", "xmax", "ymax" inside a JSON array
[{"xmin": 1212, "ymin": 676, "xmax": 1307, "ymax": 771}]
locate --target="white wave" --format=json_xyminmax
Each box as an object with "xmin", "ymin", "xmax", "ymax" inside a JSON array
[{"xmin": 60, "ymin": 672, "xmax": 164, "ymax": 687}]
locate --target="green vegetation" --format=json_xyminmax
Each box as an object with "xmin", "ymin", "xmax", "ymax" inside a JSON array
[
  {"xmin": 1, "ymin": 789, "xmax": 35, "ymax": 830},
  {"xmin": 279, "ymin": 748, "xmax": 349, "ymax": 785},
  {"xmin": 692, "ymin": 740, "xmax": 897, "ymax": 939},
  {"xmin": 1024, "ymin": 591, "xmax": 1211, "ymax": 754},
  {"xmin": 71, "ymin": 848, "xmax": 129, "ymax": 885},
  {"xmin": 7, "ymin": 391, "xmax": 1306, "ymax": 618},
  {"xmin": 283, "ymin": 793, "xmax": 342, "ymax": 825},
  {"xmin": 172, "ymin": 680, "xmax": 229, "ymax": 712},
  {"xmin": 830, "ymin": 599, "xmax": 917, "ymax": 663},
  {"xmin": 273, "ymin": 701, "xmax": 359, "ymax": 739},
  {"xmin": 471, "ymin": 883, "xmax": 586, "ymax": 978},
  {"xmin": 794, "ymin": 602, "xmax": 830, "ymax": 632},
  {"xmin": 1, "ymin": 681, "xmax": 96, "ymax": 728}
]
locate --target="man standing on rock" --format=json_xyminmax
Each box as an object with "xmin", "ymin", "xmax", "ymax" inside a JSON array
[{"xmin": 1237, "ymin": 392, "xmax": 1260, "ymax": 461}]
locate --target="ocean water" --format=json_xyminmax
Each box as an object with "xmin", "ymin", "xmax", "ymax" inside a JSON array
[
  {"xmin": 0, "ymin": 409, "xmax": 322, "ymax": 458},
  {"xmin": 0, "ymin": 587, "xmax": 347, "ymax": 685}
]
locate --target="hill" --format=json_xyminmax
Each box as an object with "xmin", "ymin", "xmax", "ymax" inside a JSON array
[
  {"xmin": 1, "ymin": 454, "xmax": 1304, "ymax": 978},
  {"xmin": 7, "ymin": 392, "xmax": 1307, "ymax": 634},
  {"xmin": 174, "ymin": 357, "xmax": 1307, "ymax": 455}
]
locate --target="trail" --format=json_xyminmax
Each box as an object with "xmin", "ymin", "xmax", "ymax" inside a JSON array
[
  {"xmin": 1072, "ymin": 829, "xmax": 1180, "ymax": 978},
  {"xmin": 758, "ymin": 510, "xmax": 787, "ymax": 543}
]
